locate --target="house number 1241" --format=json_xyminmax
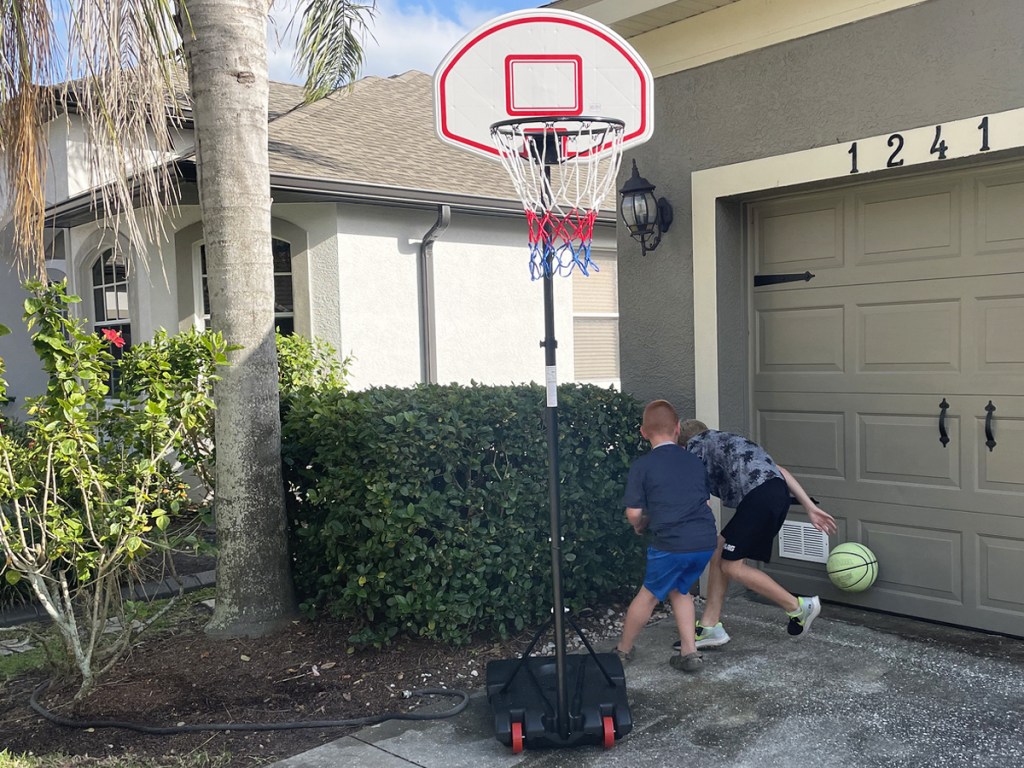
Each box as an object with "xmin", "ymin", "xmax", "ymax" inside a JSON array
[{"xmin": 848, "ymin": 116, "xmax": 991, "ymax": 174}]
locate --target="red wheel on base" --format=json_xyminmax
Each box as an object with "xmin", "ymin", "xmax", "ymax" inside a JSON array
[
  {"xmin": 602, "ymin": 715, "xmax": 615, "ymax": 749},
  {"xmin": 511, "ymin": 721, "xmax": 524, "ymax": 754}
]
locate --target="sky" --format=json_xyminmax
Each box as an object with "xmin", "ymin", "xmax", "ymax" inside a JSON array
[
  {"xmin": 268, "ymin": 1, "xmax": 546, "ymax": 83},
  {"xmin": 45, "ymin": 2, "xmax": 548, "ymax": 84}
]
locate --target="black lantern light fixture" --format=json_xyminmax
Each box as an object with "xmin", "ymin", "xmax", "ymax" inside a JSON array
[{"xmin": 618, "ymin": 159, "xmax": 673, "ymax": 256}]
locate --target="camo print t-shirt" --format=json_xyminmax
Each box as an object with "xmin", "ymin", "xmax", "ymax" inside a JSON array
[{"xmin": 684, "ymin": 430, "xmax": 783, "ymax": 509}]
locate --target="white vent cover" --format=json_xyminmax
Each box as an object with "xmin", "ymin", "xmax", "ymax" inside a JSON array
[{"xmin": 778, "ymin": 521, "xmax": 830, "ymax": 563}]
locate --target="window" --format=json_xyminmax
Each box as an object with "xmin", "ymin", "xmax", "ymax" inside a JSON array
[
  {"xmin": 91, "ymin": 248, "xmax": 132, "ymax": 390},
  {"xmin": 199, "ymin": 238, "xmax": 294, "ymax": 334},
  {"xmin": 572, "ymin": 250, "xmax": 620, "ymax": 386}
]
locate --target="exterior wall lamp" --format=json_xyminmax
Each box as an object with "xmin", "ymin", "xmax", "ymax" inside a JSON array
[{"xmin": 618, "ymin": 159, "xmax": 673, "ymax": 256}]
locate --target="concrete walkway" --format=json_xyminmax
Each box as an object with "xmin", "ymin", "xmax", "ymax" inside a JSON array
[{"xmin": 273, "ymin": 594, "xmax": 1024, "ymax": 768}]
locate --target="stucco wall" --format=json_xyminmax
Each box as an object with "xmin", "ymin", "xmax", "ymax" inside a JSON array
[
  {"xmin": 618, "ymin": 0, "xmax": 1024, "ymax": 427},
  {"xmin": 335, "ymin": 203, "xmax": 589, "ymax": 390}
]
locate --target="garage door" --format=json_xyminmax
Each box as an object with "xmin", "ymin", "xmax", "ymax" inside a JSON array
[{"xmin": 749, "ymin": 162, "xmax": 1024, "ymax": 637}]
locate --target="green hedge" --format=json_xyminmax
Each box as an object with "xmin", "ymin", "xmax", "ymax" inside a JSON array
[{"xmin": 281, "ymin": 383, "xmax": 646, "ymax": 646}]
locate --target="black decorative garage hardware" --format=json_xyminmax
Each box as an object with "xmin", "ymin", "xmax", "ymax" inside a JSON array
[
  {"xmin": 938, "ymin": 398, "xmax": 950, "ymax": 448},
  {"xmin": 984, "ymin": 401, "xmax": 997, "ymax": 452},
  {"xmin": 753, "ymin": 271, "xmax": 815, "ymax": 287}
]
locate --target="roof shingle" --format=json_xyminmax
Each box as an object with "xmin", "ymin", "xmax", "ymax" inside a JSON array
[{"xmin": 267, "ymin": 71, "xmax": 520, "ymax": 202}]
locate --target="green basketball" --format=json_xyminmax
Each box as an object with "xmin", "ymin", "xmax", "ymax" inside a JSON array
[{"xmin": 826, "ymin": 543, "xmax": 878, "ymax": 593}]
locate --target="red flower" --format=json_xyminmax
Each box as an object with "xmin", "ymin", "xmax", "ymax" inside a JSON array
[{"xmin": 102, "ymin": 328, "xmax": 126, "ymax": 349}]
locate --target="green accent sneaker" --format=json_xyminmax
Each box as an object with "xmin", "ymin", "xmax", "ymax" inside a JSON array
[
  {"xmin": 673, "ymin": 622, "xmax": 731, "ymax": 650},
  {"xmin": 787, "ymin": 596, "xmax": 821, "ymax": 637}
]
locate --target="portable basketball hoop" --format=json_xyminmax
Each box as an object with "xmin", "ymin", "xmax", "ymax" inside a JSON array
[{"xmin": 434, "ymin": 9, "xmax": 654, "ymax": 753}]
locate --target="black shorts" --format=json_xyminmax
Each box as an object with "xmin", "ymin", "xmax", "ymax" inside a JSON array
[{"xmin": 720, "ymin": 477, "xmax": 791, "ymax": 563}]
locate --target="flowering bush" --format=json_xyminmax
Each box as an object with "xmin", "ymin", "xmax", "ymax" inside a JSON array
[{"xmin": 0, "ymin": 281, "xmax": 229, "ymax": 699}]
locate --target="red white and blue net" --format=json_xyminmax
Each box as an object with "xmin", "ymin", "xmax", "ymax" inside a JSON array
[{"xmin": 490, "ymin": 117, "xmax": 625, "ymax": 280}]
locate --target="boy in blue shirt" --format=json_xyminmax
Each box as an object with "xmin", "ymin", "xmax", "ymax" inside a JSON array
[{"xmin": 612, "ymin": 400, "xmax": 718, "ymax": 672}]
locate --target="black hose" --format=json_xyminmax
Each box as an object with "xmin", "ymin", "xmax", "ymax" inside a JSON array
[{"xmin": 30, "ymin": 681, "xmax": 470, "ymax": 734}]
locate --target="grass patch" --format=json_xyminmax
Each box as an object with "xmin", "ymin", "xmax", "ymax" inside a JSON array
[
  {"xmin": 0, "ymin": 641, "xmax": 48, "ymax": 680},
  {"xmin": 0, "ymin": 750, "xmax": 232, "ymax": 767}
]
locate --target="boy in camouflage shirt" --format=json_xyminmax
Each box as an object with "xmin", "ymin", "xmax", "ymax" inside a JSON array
[{"xmin": 679, "ymin": 421, "xmax": 837, "ymax": 648}]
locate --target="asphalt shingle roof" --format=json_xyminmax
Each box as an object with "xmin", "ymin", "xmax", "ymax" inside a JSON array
[{"xmin": 267, "ymin": 71, "xmax": 520, "ymax": 202}]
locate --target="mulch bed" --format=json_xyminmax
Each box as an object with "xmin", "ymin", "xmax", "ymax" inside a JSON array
[{"xmin": 1, "ymin": 597, "xmax": 633, "ymax": 766}]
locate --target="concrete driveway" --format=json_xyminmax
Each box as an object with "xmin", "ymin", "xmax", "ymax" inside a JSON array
[{"xmin": 273, "ymin": 593, "xmax": 1024, "ymax": 768}]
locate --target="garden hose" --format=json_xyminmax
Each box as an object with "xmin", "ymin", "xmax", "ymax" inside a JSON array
[{"xmin": 30, "ymin": 681, "xmax": 470, "ymax": 734}]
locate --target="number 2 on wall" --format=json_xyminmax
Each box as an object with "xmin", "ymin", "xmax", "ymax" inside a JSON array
[{"xmin": 886, "ymin": 133, "xmax": 905, "ymax": 167}]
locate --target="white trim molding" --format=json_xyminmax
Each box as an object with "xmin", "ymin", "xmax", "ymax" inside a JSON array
[{"xmin": 631, "ymin": 0, "xmax": 928, "ymax": 78}]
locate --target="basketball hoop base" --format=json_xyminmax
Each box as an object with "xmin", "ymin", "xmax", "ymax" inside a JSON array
[{"xmin": 487, "ymin": 652, "xmax": 632, "ymax": 752}]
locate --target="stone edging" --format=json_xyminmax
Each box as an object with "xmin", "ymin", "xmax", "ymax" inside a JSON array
[{"xmin": 0, "ymin": 569, "xmax": 216, "ymax": 629}]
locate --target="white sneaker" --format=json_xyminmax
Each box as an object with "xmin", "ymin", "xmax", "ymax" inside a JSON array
[
  {"xmin": 672, "ymin": 622, "xmax": 731, "ymax": 650},
  {"xmin": 695, "ymin": 622, "xmax": 731, "ymax": 648},
  {"xmin": 787, "ymin": 596, "xmax": 821, "ymax": 637}
]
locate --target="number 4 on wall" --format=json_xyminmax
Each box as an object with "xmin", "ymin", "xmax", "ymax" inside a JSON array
[{"xmin": 930, "ymin": 125, "xmax": 948, "ymax": 159}]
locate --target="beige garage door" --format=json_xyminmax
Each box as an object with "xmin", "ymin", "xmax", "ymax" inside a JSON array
[{"xmin": 750, "ymin": 162, "xmax": 1024, "ymax": 637}]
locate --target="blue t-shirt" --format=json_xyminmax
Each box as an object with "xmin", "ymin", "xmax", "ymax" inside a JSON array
[
  {"xmin": 622, "ymin": 443, "xmax": 717, "ymax": 553},
  {"xmin": 685, "ymin": 430, "xmax": 783, "ymax": 508}
]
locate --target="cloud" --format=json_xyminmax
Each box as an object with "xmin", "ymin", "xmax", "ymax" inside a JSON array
[{"xmin": 267, "ymin": 1, "xmax": 541, "ymax": 83}]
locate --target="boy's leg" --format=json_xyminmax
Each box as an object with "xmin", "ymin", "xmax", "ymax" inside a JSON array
[
  {"xmin": 617, "ymin": 586, "xmax": 659, "ymax": 654},
  {"xmin": 716, "ymin": 478, "xmax": 806, "ymax": 615},
  {"xmin": 719, "ymin": 557, "xmax": 799, "ymax": 613},
  {"xmin": 667, "ymin": 590, "xmax": 697, "ymax": 655},
  {"xmin": 698, "ymin": 536, "xmax": 729, "ymax": 626}
]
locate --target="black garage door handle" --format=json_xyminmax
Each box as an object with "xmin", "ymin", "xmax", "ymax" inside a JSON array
[
  {"xmin": 938, "ymin": 398, "xmax": 950, "ymax": 447},
  {"xmin": 984, "ymin": 401, "xmax": 996, "ymax": 452}
]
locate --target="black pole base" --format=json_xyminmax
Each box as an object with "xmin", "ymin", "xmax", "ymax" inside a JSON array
[{"xmin": 486, "ymin": 652, "xmax": 633, "ymax": 751}]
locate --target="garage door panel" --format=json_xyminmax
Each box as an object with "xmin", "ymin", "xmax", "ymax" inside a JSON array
[
  {"xmin": 862, "ymin": 522, "xmax": 962, "ymax": 601},
  {"xmin": 859, "ymin": 413, "xmax": 960, "ymax": 488},
  {"xmin": 976, "ymin": 294, "xmax": 1024, "ymax": 373},
  {"xmin": 757, "ymin": 306, "xmax": 845, "ymax": 372},
  {"xmin": 977, "ymin": 411, "xmax": 1024, "ymax": 497},
  {"xmin": 753, "ymin": 197, "xmax": 845, "ymax": 273},
  {"xmin": 856, "ymin": 186, "xmax": 960, "ymax": 264},
  {"xmin": 980, "ymin": 534, "xmax": 1024, "ymax": 610},
  {"xmin": 758, "ymin": 410, "xmax": 845, "ymax": 478},
  {"xmin": 976, "ymin": 173, "xmax": 1024, "ymax": 255},
  {"xmin": 859, "ymin": 300, "xmax": 961, "ymax": 371}
]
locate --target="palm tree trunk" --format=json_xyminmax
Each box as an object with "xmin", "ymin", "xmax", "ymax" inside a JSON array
[{"xmin": 180, "ymin": 0, "xmax": 297, "ymax": 637}]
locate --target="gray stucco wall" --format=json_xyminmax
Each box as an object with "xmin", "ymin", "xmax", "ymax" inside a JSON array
[{"xmin": 618, "ymin": 0, "xmax": 1024, "ymax": 429}]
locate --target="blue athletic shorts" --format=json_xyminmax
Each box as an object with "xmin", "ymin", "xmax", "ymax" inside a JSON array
[{"xmin": 643, "ymin": 547, "xmax": 715, "ymax": 602}]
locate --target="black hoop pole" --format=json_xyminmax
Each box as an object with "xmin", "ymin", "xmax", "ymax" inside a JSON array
[{"xmin": 539, "ymin": 164, "xmax": 570, "ymax": 740}]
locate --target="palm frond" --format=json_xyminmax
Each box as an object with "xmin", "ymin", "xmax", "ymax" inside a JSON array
[
  {"xmin": 63, "ymin": 0, "xmax": 187, "ymax": 271},
  {"xmin": 292, "ymin": 0, "xmax": 376, "ymax": 103},
  {"xmin": 0, "ymin": 0, "xmax": 55, "ymax": 278}
]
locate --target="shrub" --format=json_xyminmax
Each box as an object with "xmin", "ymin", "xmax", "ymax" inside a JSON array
[
  {"xmin": 118, "ymin": 328, "xmax": 229, "ymax": 499},
  {"xmin": 0, "ymin": 282, "xmax": 229, "ymax": 700},
  {"xmin": 276, "ymin": 332, "xmax": 349, "ymax": 396},
  {"xmin": 281, "ymin": 383, "xmax": 646, "ymax": 646}
]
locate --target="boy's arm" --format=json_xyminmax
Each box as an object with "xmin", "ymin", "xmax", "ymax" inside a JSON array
[
  {"xmin": 778, "ymin": 465, "xmax": 838, "ymax": 535},
  {"xmin": 626, "ymin": 507, "xmax": 648, "ymax": 535}
]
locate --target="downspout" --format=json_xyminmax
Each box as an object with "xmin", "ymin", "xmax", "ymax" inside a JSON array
[{"xmin": 418, "ymin": 205, "xmax": 450, "ymax": 384}]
